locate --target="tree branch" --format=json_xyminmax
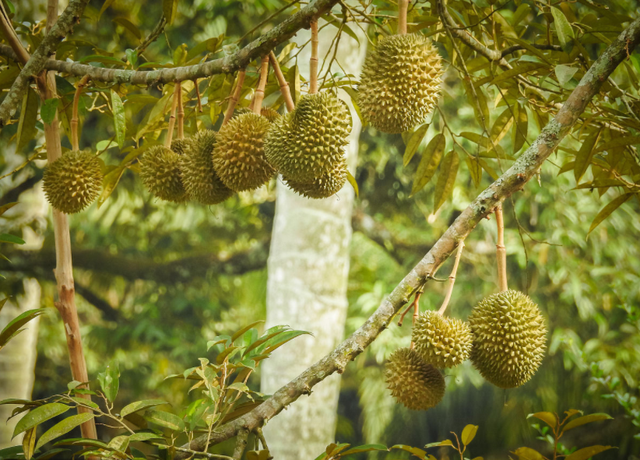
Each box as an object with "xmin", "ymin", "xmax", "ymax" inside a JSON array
[{"xmin": 175, "ymin": 17, "xmax": 640, "ymax": 458}]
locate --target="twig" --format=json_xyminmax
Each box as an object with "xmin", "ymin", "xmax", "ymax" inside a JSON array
[
  {"xmin": 398, "ymin": 0, "xmax": 408, "ymax": 35},
  {"xmin": 0, "ymin": 1, "xmax": 29, "ymax": 65},
  {"xmin": 223, "ymin": 70, "xmax": 246, "ymax": 125},
  {"xmin": 135, "ymin": 14, "xmax": 167, "ymax": 57},
  {"xmin": 174, "ymin": 446, "xmax": 234, "ymax": 460},
  {"xmin": 269, "ymin": 51, "xmax": 295, "ymax": 111},
  {"xmin": 71, "ymin": 75, "xmax": 90, "ymax": 151},
  {"xmin": 397, "ymin": 289, "xmax": 421, "ymax": 327},
  {"xmin": 437, "ymin": 241, "xmax": 464, "ymax": 315},
  {"xmin": 495, "ymin": 205, "xmax": 508, "ymax": 292},
  {"xmin": 194, "ymin": 79, "xmax": 203, "ymax": 113},
  {"xmin": 252, "ymin": 56, "xmax": 270, "ymax": 114},
  {"xmin": 165, "ymin": 84, "xmax": 180, "ymax": 147},
  {"xmin": 309, "ymin": 18, "xmax": 319, "ymax": 94},
  {"xmin": 232, "ymin": 428, "xmax": 249, "ymax": 460},
  {"xmin": 255, "ymin": 427, "xmax": 271, "ymax": 457},
  {"xmin": 176, "ymin": 81, "xmax": 184, "ymax": 140}
]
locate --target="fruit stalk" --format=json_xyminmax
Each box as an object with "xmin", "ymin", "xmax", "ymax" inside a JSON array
[
  {"xmin": 252, "ymin": 56, "xmax": 270, "ymax": 115},
  {"xmin": 309, "ymin": 18, "xmax": 319, "ymax": 94},
  {"xmin": 70, "ymin": 75, "xmax": 90, "ymax": 151},
  {"xmin": 495, "ymin": 205, "xmax": 508, "ymax": 292},
  {"xmin": 176, "ymin": 81, "xmax": 184, "ymax": 140},
  {"xmin": 398, "ymin": 0, "xmax": 408, "ymax": 35},
  {"xmin": 269, "ymin": 51, "xmax": 295, "ymax": 112},
  {"xmin": 437, "ymin": 241, "xmax": 464, "ymax": 315},
  {"xmin": 223, "ymin": 70, "xmax": 246, "ymax": 126},
  {"xmin": 165, "ymin": 83, "xmax": 180, "ymax": 148}
]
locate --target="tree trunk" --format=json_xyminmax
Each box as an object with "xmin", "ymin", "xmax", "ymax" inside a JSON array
[{"xmin": 260, "ymin": 17, "xmax": 368, "ymax": 460}]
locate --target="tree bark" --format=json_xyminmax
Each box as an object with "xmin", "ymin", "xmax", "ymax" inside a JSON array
[{"xmin": 260, "ymin": 15, "xmax": 368, "ymax": 460}]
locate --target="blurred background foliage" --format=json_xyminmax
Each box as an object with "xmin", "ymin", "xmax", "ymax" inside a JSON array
[{"xmin": 1, "ymin": 0, "xmax": 639, "ymax": 458}]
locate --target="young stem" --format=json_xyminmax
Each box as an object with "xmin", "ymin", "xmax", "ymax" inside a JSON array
[
  {"xmin": 398, "ymin": 0, "xmax": 408, "ymax": 35},
  {"xmin": 252, "ymin": 56, "xmax": 270, "ymax": 115},
  {"xmin": 176, "ymin": 81, "xmax": 184, "ymax": 140},
  {"xmin": 269, "ymin": 51, "xmax": 295, "ymax": 112},
  {"xmin": 70, "ymin": 75, "xmax": 90, "ymax": 151},
  {"xmin": 437, "ymin": 241, "xmax": 464, "ymax": 315},
  {"xmin": 309, "ymin": 18, "xmax": 319, "ymax": 94},
  {"xmin": 164, "ymin": 83, "xmax": 180, "ymax": 148},
  {"xmin": 194, "ymin": 79, "xmax": 203, "ymax": 113},
  {"xmin": 495, "ymin": 205, "xmax": 508, "ymax": 292},
  {"xmin": 223, "ymin": 70, "xmax": 246, "ymax": 126}
]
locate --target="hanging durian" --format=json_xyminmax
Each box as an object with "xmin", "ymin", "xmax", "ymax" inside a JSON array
[
  {"xmin": 180, "ymin": 130, "xmax": 234, "ymax": 205},
  {"xmin": 385, "ymin": 347, "xmax": 445, "ymax": 411},
  {"xmin": 140, "ymin": 145, "xmax": 187, "ymax": 203},
  {"xmin": 412, "ymin": 310, "xmax": 472, "ymax": 368},
  {"xmin": 358, "ymin": 33, "xmax": 442, "ymax": 133},
  {"xmin": 43, "ymin": 150, "xmax": 103, "ymax": 214},
  {"xmin": 236, "ymin": 107, "xmax": 281, "ymax": 123},
  {"xmin": 212, "ymin": 112, "xmax": 275, "ymax": 192},
  {"xmin": 170, "ymin": 138, "xmax": 191, "ymax": 156},
  {"xmin": 469, "ymin": 290, "xmax": 547, "ymax": 389},
  {"xmin": 283, "ymin": 156, "xmax": 347, "ymax": 199}
]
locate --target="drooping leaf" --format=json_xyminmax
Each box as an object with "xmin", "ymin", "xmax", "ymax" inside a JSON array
[
  {"xmin": 564, "ymin": 446, "xmax": 614, "ymax": 460},
  {"xmin": 528, "ymin": 412, "xmax": 557, "ymax": 429},
  {"xmin": 461, "ymin": 424, "xmax": 478, "ymax": 446},
  {"xmin": 0, "ymin": 234, "xmax": 25, "ymax": 245},
  {"xmin": 120, "ymin": 399, "xmax": 168, "ymax": 418},
  {"xmin": 513, "ymin": 103, "xmax": 528, "ymax": 153},
  {"xmin": 490, "ymin": 63, "xmax": 547, "ymax": 85},
  {"xmin": 97, "ymin": 361, "xmax": 120, "ymax": 403},
  {"xmin": 574, "ymin": 128, "xmax": 603, "ymax": 182},
  {"xmin": 34, "ymin": 413, "xmax": 95, "ymax": 451},
  {"xmin": 145, "ymin": 410, "xmax": 185, "ymax": 432},
  {"xmin": 111, "ymin": 90, "xmax": 126, "ymax": 148},
  {"xmin": 162, "ymin": 0, "xmax": 178, "ymax": 25},
  {"xmin": 98, "ymin": 0, "xmax": 115, "ymax": 20},
  {"xmin": 346, "ymin": 170, "xmax": 359, "ymax": 198},
  {"xmin": 562, "ymin": 413, "xmax": 613, "ymax": 432},
  {"xmin": 555, "ymin": 64, "xmax": 579, "ymax": 86},
  {"xmin": 16, "ymin": 87, "xmax": 38, "ymax": 154},
  {"xmin": 433, "ymin": 150, "xmax": 459, "ymax": 212},
  {"xmin": 490, "ymin": 108, "xmax": 513, "ymax": 144},
  {"xmin": 465, "ymin": 155, "xmax": 482, "ymax": 188},
  {"xmin": 112, "ymin": 17, "xmax": 141, "ymax": 40},
  {"xmin": 411, "ymin": 133, "xmax": 445, "ymax": 196},
  {"xmin": 340, "ymin": 444, "xmax": 389, "ymax": 456},
  {"xmin": 551, "ymin": 7, "xmax": 575, "ymax": 47},
  {"xmin": 403, "ymin": 124, "xmax": 430, "ymax": 166},
  {"xmin": 587, "ymin": 193, "xmax": 634, "ymax": 237},
  {"xmin": 41, "ymin": 99, "xmax": 59, "ymax": 125},
  {"xmin": 512, "ymin": 447, "xmax": 545, "ymax": 460},
  {"xmin": 22, "ymin": 427, "xmax": 36, "ymax": 460},
  {"xmin": 0, "ymin": 309, "xmax": 46, "ymax": 351}
]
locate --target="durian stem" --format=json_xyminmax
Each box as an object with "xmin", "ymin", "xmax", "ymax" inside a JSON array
[
  {"xmin": 269, "ymin": 51, "xmax": 295, "ymax": 112},
  {"xmin": 309, "ymin": 18, "xmax": 319, "ymax": 94},
  {"xmin": 495, "ymin": 205, "xmax": 508, "ymax": 292},
  {"xmin": 176, "ymin": 81, "xmax": 184, "ymax": 140},
  {"xmin": 437, "ymin": 241, "xmax": 464, "ymax": 316},
  {"xmin": 223, "ymin": 70, "xmax": 246, "ymax": 126},
  {"xmin": 252, "ymin": 55, "xmax": 270, "ymax": 115},
  {"xmin": 165, "ymin": 83, "xmax": 180, "ymax": 148},
  {"xmin": 70, "ymin": 75, "xmax": 90, "ymax": 151},
  {"xmin": 194, "ymin": 79, "xmax": 203, "ymax": 113},
  {"xmin": 398, "ymin": 291, "xmax": 420, "ymax": 327},
  {"xmin": 398, "ymin": 0, "xmax": 408, "ymax": 35}
]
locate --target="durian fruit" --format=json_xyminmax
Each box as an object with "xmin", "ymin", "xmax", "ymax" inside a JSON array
[
  {"xmin": 235, "ymin": 107, "xmax": 281, "ymax": 123},
  {"xmin": 140, "ymin": 145, "xmax": 187, "ymax": 202},
  {"xmin": 43, "ymin": 150, "xmax": 103, "ymax": 214},
  {"xmin": 265, "ymin": 92, "xmax": 352, "ymax": 182},
  {"xmin": 212, "ymin": 113, "xmax": 275, "ymax": 191},
  {"xmin": 283, "ymin": 156, "xmax": 347, "ymax": 199},
  {"xmin": 170, "ymin": 138, "xmax": 191, "ymax": 156},
  {"xmin": 468, "ymin": 290, "xmax": 547, "ymax": 389},
  {"xmin": 412, "ymin": 310, "xmax": 473, "ymax": 368},
  {"xmin": 358, "ymin": 33, "xmax": 443, "ymax": 134},
  {"xmin": 179, "ymin": 130, "xmax": 234, "ymax": 205},
  {"xmin": 385, "ymin": 347, "xmax": 445, "ymax": 411}
]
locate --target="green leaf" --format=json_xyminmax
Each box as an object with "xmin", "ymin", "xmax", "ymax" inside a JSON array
[
  {"xmin": 564, "ymin": 446, "xmax": 614, "ymax": 460},
  {"xmin": 129, "ymin": 431, "xmax": 163, "ymax": 442},
  {"xmin": 0, "ymin": 298, "xmax": 7, "ymax": 315},
  {"xmin": 551, "ymin": 7, "xmax": 574, "ymax": 47},
  {"xmin": 392, "ymin": 444, "xmax": 428, "ymax": 459},
  {"xmin": 465, "ymin": 155, "xmax": 482, "ymax": 188},
  {"xmin": 490, "ymin": 108, "xmax": 513, "ymax": 144},
  {"xmin": 34, "ymin": 413, "xmax": 95, "ymax": 451},
  {"xmin": 424, "ymin": 439, "xmax": 453, "ymax": 448},
  {"xmin": 145, "ymin": 410, "xmax": 185, "ymax": 432},
  {"xmin": 16, "ymin": 87, "xmax": 38, "ymax": 153},
  {"xmin": 78, "ymin": 55, "xmax": 126, "ymax": 66},
  {"xmin": 574, "ymin": 128, "xmax": 603, "ymax": 182},
  {"xmin": 562, "ymin": 413, "xmax": 613, "ymax": 432},
  {"xmin": 513, "ymin": 103, "xmax": 528, "ymax": 153},
  {"xmin": 461, "ymin": 424, "xmax": 478, "ymax": 446},
  {"xmin": 587, "ymin": 193, "xmax": 634, "ymax": 237},
  {"xmin": 121, "ymin": 399, "xmax": 168, "ymax": 418},
  {"xmin": 596, "ymin": 135, "xmax": 640, "ymax": 151},
  {"xmin": 0, "ymin": 234, "xmax": 25, "ymax": 245},
  {"xmin": 186, "ymin": 36, "xmax": 224, "ymax": 61},
  {"xmin": 231, "ymin": 321, "xmax": 264, "ymax": 343},
  {"xmin": 346, "ymin": 170, "xmax": 359, "ymax": 198},
  {"xmin": 490, "ymin": 63, "xmax": 547, "ymax": 85},
  {"xmin": 41, "ymin": 99, "xmax": 59, "ymax": 124},
  {"xmin": 340, "ymin": 444, "xmax": 389, "ymax": 456},
  {"xmin": 555, "ymin": 64, "xmax": 579, "ymax": 86},
  {"xmin": 107, "ymin": 435, "xmax": 130, "ymax": 453},
  {"xmin": 0, "ymin": 309, "xmax": 46, "ymax": 351},
  {"xmin": 163, "ymin": 0, "xmax": 178, "ymax": 25},
  {"xmin": 97, "ymin": 360, "xmax": 120, "ymax": 403},
  {"xmin": 512, "ymin": 447, "xmax": 545, "ymax": 460},
  {"xmin": 111, "ymin": 90, "xmax": 126, "ymax": 148},
  {"xmin": 528, "ymin": 412, "xmax": 557, "ymax": 429},
  {"xmin": 22, "ymin": 427, "xmax": 36, "ymax": 460},
  {"xmin": 125, "ymin": 49, "xmax": 137, "ymax": 68},
  {"xmin": 411, "ymin": 133, "xmax": 445, "ymax": 196},
  {"xmin": 216, "ymin": 345, "xmax": 240, "ymax": 364},
  {"xmin": 433, "ymin": 150, "xmax": 459, "ymax": 213},
  {"xmin": 98, "ymin": 0, "xmax": 115, "ymax": 20},
  {"xmin": 67, "ymin": 397, "xmax": 98, "ymax": 411},
  {"xmin": 113, "ymin": 17, "xmax": 141, "ymax": 40},
  {"xmin": 403, "ymin": 124, "xmax": 430, "ymax": 166},
  {"xmin": 262, "ymin": 330, "xmax": 310, "ymax": 354}
]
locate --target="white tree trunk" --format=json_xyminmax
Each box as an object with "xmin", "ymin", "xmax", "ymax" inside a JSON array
[{"xmin": 261, "ymin": 17, "xmax": 368, "ymax": 460}]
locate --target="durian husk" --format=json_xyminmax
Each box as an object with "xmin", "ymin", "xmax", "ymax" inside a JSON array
[
  {"xmin": 140, "ymin": 145, "xmax": 187, "ymax": 202},
  {"xmin": 412, "ymin": 311, "xmax": 473, "ymax": 368},
  {"xmin": 265, "ymin": 92, "xmax": 352, "ymax": 182},
  {"xmin": 385, "ymin": 347, "xmax": 445, "ymax": 411},
  {"xmin": 170, "ymin": 139, "xmax": 191, "ymax": 156},
  {"xmin": 212, "ymin": 113, "xmax": 275, "ymax": 191},
  {"xmin": 468, "ymin": 290, "xmax": 547, "ymax": 389},
  {"xmin": 358, "ymin": 33, "xmax": 442, "ymax": 134},
  {"xmin": 43, "ymin": 150, "xmax": 103, "ymax": 214},
  {"xmin": 283, "ymin": 156, "xmax": 347, "ymax": 199},
  {"xmin": 180, "ymin": 130, "xmax": 234, "ymax": 205},
  {"xmin": 235, "ymin": 107, "xmax": 281, "ymax": 123}
]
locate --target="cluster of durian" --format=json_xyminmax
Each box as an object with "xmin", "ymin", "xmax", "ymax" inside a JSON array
[
  {"xmin": 385, "ymin": 291, "xmax": 547, "ymax": 411},
  {"xmin": 358, "ymin": 33, "xmax": 443, "ymax": 134}
]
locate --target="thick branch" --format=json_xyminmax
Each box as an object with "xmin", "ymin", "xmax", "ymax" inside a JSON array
[{"xmin": 176, "ymin": 17, "xmax": 640, "ymax": 457}]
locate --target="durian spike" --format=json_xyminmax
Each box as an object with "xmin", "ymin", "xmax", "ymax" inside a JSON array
[
  {"xmin": 269, "ymin": 51, "xmax": 295, "ymax": 112},
  {"xmin": 252, "ymin": 56, "xmax": 270, "ymax": 114},
  {"xmin": 223, "ymin": 70, "xmax": 246, "ymax": 126},
  {"xmin": 194, "ymin": 79, "xmax": 203, "ymax": 113},
  {"xmin": 495, "ymin": 205, "xmax": 508, "ymax": 292},
  {"xmin": 437, "ymin": 241, "xmax": 465, "ymax": 315},
  {"xmin": 71, "ymin": 75, "xmax": 90, "ymax": 151},
  {"xmin": 176, "ymin": 81, "xmax": 184, "ymax": 140},
  {"xmin": 310, "ymin": 18, "xmax": 319, "ymax": 94},
  {"xmin": 165, "ymin": 83, "xmax": 180, "ymax": 148},
  {"xmin": 398, "ymin": 0, "xmax": 408, "ymax": 35}
]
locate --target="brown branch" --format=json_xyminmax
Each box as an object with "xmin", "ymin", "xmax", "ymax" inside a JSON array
[
  {"xmin": 309, "ymin": 18, "xmax": 319, "ymax": 94},
  {"xmin": 437, "ymin": 241, "xmax": 464, "ymax": 316},
  {"xmin": 223, "ymin": 70, "xmax": 246, "ymax": 125},
  {"xmin": 176, "ymin": 17, "xmax": 640, "ymax": 457},
  {"xmin": 232, "ymin": 429, "xmax": 249, "ymax": 460},
  {"xmin": 0, "ymin": 2, "xmax": 29, "ymax": 65},
  {"xmin": 495, "ymin": 205, "xmax": 508, "ymax": 292},
  {"xmin": 252, "ymin": 56, "xmax": 270, "ymax": 114},
  {"xmin": 269, "ymin": 51, "xmax": 295, "ymax": 112},
  {"xmin": 398, "ymin": 0, "xmax": 408, "ymax": 35},
  {"xmin": 164, "ymin": 84, "xmax": 180, "ymax": 147}
]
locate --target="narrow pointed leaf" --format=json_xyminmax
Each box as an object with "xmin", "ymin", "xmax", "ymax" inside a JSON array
[
  {"xmin": 22, "ymin": 427, "xmax": 36, "ymax": 460},
  {"xmin": 404, "ymin": 124, "xmax": 430, "ymax": 166},
  {"xmin": 35, "ymin": 413, "xmax": 95, "ymax": 451},
  {"xmin": 513, "ymin": 104, "xmax": 528, "ymax": 153},
  {"xmin": 120, "ymin": 399, "xmax": 168, "ymax": 418},
  {"xmin": 490, "ymin": 109, "xmax": 513, "ymax": 144},
  {"xmin": 565, "ymin": 446, "xmax": 614, "ymax": 460},
  {"xmin": 490, "ymin": 63, "xmax": 547, "ymax": 85},
  {"xmin": 16, "ymin": 87, "xmax": 38, "ymax": 153},
  {"xmin": 574, "ymin": 128, "xmax": 602, "ymax": 182},
  {"xmin": 551, "ymin": 7, "xmax": 574, "ymax": 47},
  {"xmin": 0, "ymin": 309, "xmax": 46, "ymax": 351},
  {"xmin": 0, "ymin": 234, "xmax": 25, "ymax": 245},
  {"xmin": 162, "ymin": 0, "xmax": 178, "ymax": 25},
  {"xmin": 346, "ymin": 170, "xmax": 359, "ymax": 198},
  {"xmin": 111, "ymin": 90, "xmax": 126, "ymax": 148},
  {"xmin": 411, "ymin": 133, "xmax": 445, "ymax": 196},
  {"xmin": 231, "ymin": 321, "xmax": 264, "ymax": 343},
  {"xmin": 433, "ymin": 151, "xmax": 459, "ymax": 212},
  {"xmin": 588, "ymin": 193, "xmax": 634, "ymax": 236},
  {"xmin": 145, "ymin": 410, "xmax": 184, "ymax": 432},
  {"xmin": 512, "ymin": 447, "xmax": 545, "ymax": 460},
  {"xmin": 562, "ymin": 413, "xmax": 613, "ymax": 432},
  {"xmin": 41, "ymin": 99, "xmax": 59, "ymax": 125}
]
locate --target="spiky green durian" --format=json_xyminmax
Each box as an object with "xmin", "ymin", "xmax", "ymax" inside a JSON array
[
  {"xmin": 212, "ymin": 113, "xmax": 275, "ymax": 191},
  {"xmin": 43, "ymin": 150, "xmax": 103, "ymax": 214},
  {"xmin": 179, "ymin": 130, "xmax": 234, "ymax": 205},
  {"xmin": 358, "ymin": 33, "xmax": 442, "ymax": 133},
  {"xmin": 283, "ymin": 156, "xmax": 347, "ymax": 199},
  {"xmin": 412, "ymin": 311, "xmax": 473, "ymax": 369},
  {"xmin": 140, "ymin": 145, "xmax": 187, "ymax": 202},
  {"xmin": 385, "ymin": 348, "xmax": 445, "ymax": 411},
  {"xmin": 265, "ymin": 92, "xmax": 352, "ymax": 182},
  {"xmin": 170, "ymin": 138, "xmax": 191, "ymax": 156},
  {"xmin": 468, "ymin": 290, "xmax": 547, "ymax": 389},
  {"xmin": 235, "ymin": 107, "xmax": 281, "ymax": 123}
]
